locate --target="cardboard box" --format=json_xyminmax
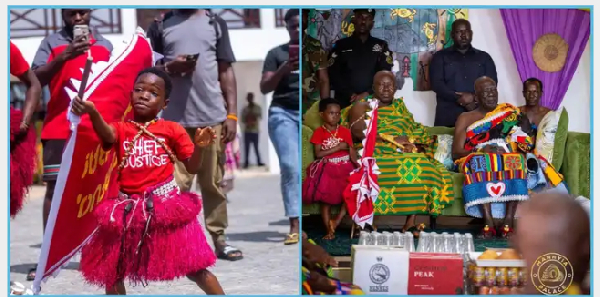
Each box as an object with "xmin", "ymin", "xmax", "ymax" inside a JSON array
[
  {"xmin": 351, "ymin": 245, "xmax": 410, "ymax": 295},
  {"xmin": 468, "ymin": 252, "xmax": 526, "ymax": 267},
  {"xmin": 408, "ymin": 253, "xmax": 465, "ymax": 295}
]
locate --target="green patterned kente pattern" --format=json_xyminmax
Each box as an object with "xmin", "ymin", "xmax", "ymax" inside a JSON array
[{"xmin": 342, "ymin": 97, "xmax": 455, "ymax": 216}]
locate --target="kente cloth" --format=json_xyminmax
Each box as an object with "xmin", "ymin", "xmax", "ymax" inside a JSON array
[
  {"xmin": 460, "ymin": 152, "xmax": 529, "ymax": 218},
  {"xmin": 457, "ymin": 104, "xmax": 567, "ymax": 218},
  {"xmin": 457, "ymin": 104, "xmax": 534, "ymax": 218},
  {"xmin": 342, "ymin": 97, "xmax": 454, "ymax": 227}
]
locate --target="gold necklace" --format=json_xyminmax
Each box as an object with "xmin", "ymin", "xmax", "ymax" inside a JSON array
[
  {"xmin": 323, "ymin": 124, "xmax": 339, "ymax": 138},
  {"xmin": 322, "ymin": 124, "xmax": 340, "ymax": 148}
]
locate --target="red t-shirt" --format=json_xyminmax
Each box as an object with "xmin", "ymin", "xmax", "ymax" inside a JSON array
[
  {"xmin": 111, "ymin": 120, "xmax": 194, "ymax": 194},
  {"xmin": 32, "ymin": 30, "xmax": 112, "ymax": 140},
  {"xmin": 10, "ymin": 41, "xmax": 30, "ymax": 77},
  {"xmin": 310, "ymin": 125, "xmax": 353, "ymax": 159}
]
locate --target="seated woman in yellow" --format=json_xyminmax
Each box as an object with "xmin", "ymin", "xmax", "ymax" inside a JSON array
[{"xmin": 341, "ymin": 71, "xmax": 454, "ymax": 233}]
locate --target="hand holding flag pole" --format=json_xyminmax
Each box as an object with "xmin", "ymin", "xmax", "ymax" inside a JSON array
[{"xmin": 78, "ymin": 50, "xmax": 93, "ymax": 99}]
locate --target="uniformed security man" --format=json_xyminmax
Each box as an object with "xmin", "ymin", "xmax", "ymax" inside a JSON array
[{"xmin": 328, "ymin": 9, "xmax": 394, "ymax": 109}]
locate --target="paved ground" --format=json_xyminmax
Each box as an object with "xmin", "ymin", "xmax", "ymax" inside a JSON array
[{"xmin": 10, "ymin": 169, "xmax": 300, "ymax": 295}]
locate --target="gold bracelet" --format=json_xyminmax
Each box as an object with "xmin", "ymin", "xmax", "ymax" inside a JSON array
[
  {"xmin": 349, "ymin": 114, "xmax": 365, "ymax": 129},
  {"xmin": 227, "ymin": 114, "xmax": 238, "ymax": 121}
]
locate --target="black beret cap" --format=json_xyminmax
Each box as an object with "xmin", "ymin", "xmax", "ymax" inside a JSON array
[{"xmin": 353, "ymin": 9, "xmax": 376, "ymax": 17}]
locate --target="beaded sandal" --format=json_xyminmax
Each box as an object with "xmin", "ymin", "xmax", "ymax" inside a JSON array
[
  {"xmin": 478, "ymin": 225, "xmax": 496, "ymax": 239},
  {"xmin": 404, "ymin": 223, "xmax": 427, "ymax": 238},
  {"xmin": 500, "ymin": 225, "xmax": 514, "ymax": 239}
]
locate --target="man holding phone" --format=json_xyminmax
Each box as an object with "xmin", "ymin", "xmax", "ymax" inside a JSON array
[
  {"xmin": 260, "ymin": 9, "xmax": 301, "ymax": 245},
  {"xmin": 147, "ymin": 9, "xmax": 242, "ymax": 262},
  {"xmin": 27, "ymin": 8, "xmax": 113, "ymax": 281}
]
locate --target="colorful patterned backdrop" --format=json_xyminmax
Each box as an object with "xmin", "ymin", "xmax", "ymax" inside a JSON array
[{"xmin": 307, "ymin": 9, "xmax": 468, "ymax": 91}]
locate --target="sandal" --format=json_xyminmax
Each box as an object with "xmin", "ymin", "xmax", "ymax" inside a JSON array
[
  {"xmin": 284, "ymin": 233, "xmax": 299, "ymax": 245},
  {"xmin": 25, "ymin": 266, "xmax": 36, "ymax": 281},
  {"xmin": 500, "ymin": 225, "xmax": 514, "ymax": 239},
  {"xmin": 478, "ymin": 225, "xmax": 496, "ymax": 239},
  {"xmin": 10, "ymin": 281, "xmax": 33, "ymax": 295},
  {"xmin": 216, "ymin": 245, "xmax": 243, "ymax": 261},
  {"xmin": 322, "ymin": 233, "xmax": 335, "ymax": 240},
  {"xmin": 404, "ymin": 223, "xmax": 427, "ymax": 238}
]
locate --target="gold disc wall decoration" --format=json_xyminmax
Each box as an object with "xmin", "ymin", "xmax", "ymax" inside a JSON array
[{"xmin": 532, "ymin": 33, "xmax": 569, "ymax": 72}]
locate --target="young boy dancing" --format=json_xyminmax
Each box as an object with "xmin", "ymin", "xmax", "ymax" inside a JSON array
[{"xmin": 71, "ymin": 67, "xmax": 225, "ymax": 295}]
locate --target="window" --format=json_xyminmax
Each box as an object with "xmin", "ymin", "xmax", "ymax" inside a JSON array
[
  {"xmin": 211, "ymin": 9, "xmax": 260, "ymax": 29},
  {"xmin": 136, "ymin": 9, "xmax": 172, "ymax": 32},
  {"xmin": 275, "ymin": 9, "xmax": 289, "ymax": 28},
  {"xmin": 10, "ymin": 9, "xmax": 122, "ymax": 39}
]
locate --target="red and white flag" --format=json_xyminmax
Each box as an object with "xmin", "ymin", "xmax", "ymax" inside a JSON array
[
  {"xmin": 32, "ymin": 28, "xmax": 154, "ymax": 294},
  {"xmin": 343, "ymin": 99, "xmax": 381, "ymax": 228}
]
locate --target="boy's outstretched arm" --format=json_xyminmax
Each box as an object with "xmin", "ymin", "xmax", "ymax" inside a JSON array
[{"xmin": 71, "ymin": 96, "xmax": 116, "ymax": 145}]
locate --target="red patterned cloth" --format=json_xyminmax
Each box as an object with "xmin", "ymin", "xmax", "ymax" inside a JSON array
[{"xmin": 343, "ymin": 101, "xmax": 381, "ymax": 228}]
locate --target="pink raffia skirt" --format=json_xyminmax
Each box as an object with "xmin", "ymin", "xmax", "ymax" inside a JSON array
[
  {"xmin": 10, "ymin": 107, "xmax": 36, "ymax": 218},
  {"xmin": 80, "ymin": 176, "xmax": 216, "ymax": 288},
  {"xmin": 302, "ymin": 155, "xmax": 354, "ymax": 205}
]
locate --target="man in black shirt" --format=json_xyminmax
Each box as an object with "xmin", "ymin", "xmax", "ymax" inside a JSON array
[
  {"xmin": 260, "ymin": 9, "xmax": 300, "ymax": 245},
  {"xmin": 328, "ymin": 9, "xmax": 394, "ymax": 108},
  {"xmin": 430, "ymin": 19, "xmax": 497, "ymax": 127}
]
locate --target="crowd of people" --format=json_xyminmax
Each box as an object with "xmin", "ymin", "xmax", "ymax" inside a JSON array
[
  {"xmin": 10, "ymin": 8, "xmax": 301, "ymax": 294},
  {"xmin": 301, "ymin": 10, "xmax": 590, "ymax": 293},
  {"xmin": 301, "ymin": 8, "xmax": 576, "ymax": 241},
  {"xmin": 8, "ymin": 7, "xmax": 592, "ymax": 296}
]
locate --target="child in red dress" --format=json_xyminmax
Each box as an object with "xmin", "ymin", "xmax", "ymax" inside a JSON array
[
  {"xmin": 302, "ymin": 98, "xmax": 357, "ymax": 240},
  {"xmin": 71, "ymin": 67, "xmax": 224, "ymax": 294}
]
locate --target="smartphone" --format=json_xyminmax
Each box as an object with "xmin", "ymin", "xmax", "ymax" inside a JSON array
[
  {"xmin": 73, "ymin": 24, "xmax": 90, "ymax": 41},
  {"xmin": 186, "ymin": 53, "xmax": 200, "ymax": 62},
  {"xmin": 289, "ymin": 44, "xmax": 299, "ymax": 61}
]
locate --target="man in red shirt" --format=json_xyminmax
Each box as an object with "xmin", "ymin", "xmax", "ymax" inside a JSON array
[{"xmin": 27, "ymin": 9, "xmax": 113, "ymax": 281}]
